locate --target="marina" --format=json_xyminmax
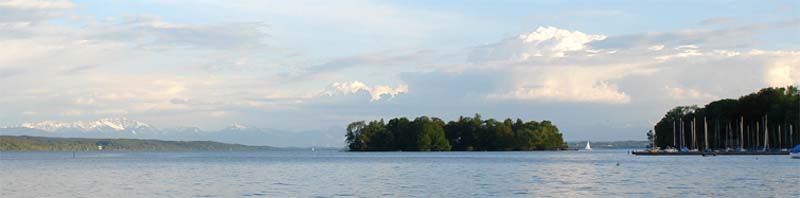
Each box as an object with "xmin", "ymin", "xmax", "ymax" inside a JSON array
[{"xmin": 631, "ymin": 150, "xmax": 789, "ymax": 156}]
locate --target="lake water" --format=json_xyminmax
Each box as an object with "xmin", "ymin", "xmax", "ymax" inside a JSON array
[{"xmin": 1, "ymin": 150, "xmax": 798, "ymax": 197}]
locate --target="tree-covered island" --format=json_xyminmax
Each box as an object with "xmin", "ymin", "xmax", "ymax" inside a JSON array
[{"xmin": 346, "ymin": 114, "xmax": 567, "ymax": 151}]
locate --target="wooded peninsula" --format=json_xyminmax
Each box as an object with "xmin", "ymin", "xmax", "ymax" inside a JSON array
[{"xmin": 346, "ymin": 114, "xmax": 567, "ymax": 151}]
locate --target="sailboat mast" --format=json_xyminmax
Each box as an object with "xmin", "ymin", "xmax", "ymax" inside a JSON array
[
  {"xmin": 704, "ymin": 117, "xmax": 708, "ymax": 150},
  {"xmin": 680, "ymin": 119, "xmax": 685, "ymax": 148},
  {"xmin": 764, "ymin": 115, "xmax": 769, "ymax": 150},
  {"xmin": 740, "ymin": 116, "xmax": 744, "ymax": 149},
  {"xmin": 778, "ymin": 124, "xmax": 783, "ymax": 148},
  {"xmin": 693, "ymin": 118, "xmax": 697, "ymax": 149},
  {"xmin": 756, "ymin": 122, "xmax": 760, "ymax": 149},
  {"xmin": 691, "ymin": 118, "xmax": 695, "ymax": 149},
  {"xmin": 727, "ymin": 123, "xmax": 732, "ymax": 149},
  {"xmin": 673, "ymin": 121, "xmax": 676, "ymax": 148},
  {"xmin": 747, "ymin": 125, "xmax": 751, "ymax": 149},
  {"xmin": 653, "ymin": 128, "xmax": 657, "ymax": 149},
  {"xmin": 716, "ymin": 119, "xmax": 720, "ymax": 149}
]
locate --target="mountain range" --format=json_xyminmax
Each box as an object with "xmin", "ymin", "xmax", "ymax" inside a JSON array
[{"xmin": 0, "ymin": 118, "xmax": 344, "ymax": 148}]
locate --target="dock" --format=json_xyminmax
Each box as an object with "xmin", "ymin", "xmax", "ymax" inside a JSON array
[{"xmin": 631, "ymin": 151, "xmax": 789, "ymax": 156}]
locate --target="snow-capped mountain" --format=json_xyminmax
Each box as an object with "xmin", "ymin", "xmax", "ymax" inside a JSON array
[
  {"xmin": 15, "ymin": 118, "xmax": 157, "ymax": 134},
  {"xmin": 1, "ymin": 118, "xmax": 345, "ymax": 147},
  {"xmin": 224, "ymin": 122, "xmax": 252, "ymax": 131}
]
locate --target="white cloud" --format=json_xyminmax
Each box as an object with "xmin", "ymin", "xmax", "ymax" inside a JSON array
[
  {"xmin": 0, "ymin": 0, "xmax": 73, "ymax": 10},
  {"xmin": 470, "ymin": 26, "xmax": 607, "ymax": 62},
  {"xmin": 1, "ymin": 0, "xmax": 798, "ymax": 138},
  {"xmin": 490, "ymin": 65, "xmax": 635, "ymax": 104},
  {"xmin": 762, "ymin": 52, "xmax": 800, "ymax": 87},
  {"xmin": 518, "ymin": 26, "xmax": 607, "ymax": 58},
  {"xmin": 647, "ymin": 45, "xmax": 664, "ymax": 51},
  {"xmin": 494, "ymin": 82, "xmax": 630, "ymax": 104},
  {"xmin": 655, "ymin": 45, "xmax": 704, "ymax": 61},
  {"xmin": 666, "ymin": 86, "xmax": 718, "ymax": 101},
  {"xmin": 326, "ymin": 81, "xmax": 408, "ymax": 101},
  {"xmin": 0, "ymin": 0, "xmax": 73, "ymax": 26},
  {"xmin": 208, "ymin": 111, "xmax": 231, "ymax": 118}
]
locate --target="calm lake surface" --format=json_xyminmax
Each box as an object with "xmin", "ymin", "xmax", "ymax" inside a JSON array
[{"xmin": 1, "ymin": 150, "xmax": 798, "ymax": 197}]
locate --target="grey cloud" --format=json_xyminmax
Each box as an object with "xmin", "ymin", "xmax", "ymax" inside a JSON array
[
  {"xmin": 298, "ymin": 49, "xmax": 456, "ymax": 79},
  {"xmin": 88, "ymin": 16, "xmax": 270, "ymax": 50},
  {"xmin": 398, "ymin": 70, "xmax": 507, "ymax": 104},
  {"xmin": 0, "ymin": 68, "xmax": 24, "ymax": 79},
  {"xmin": 593, "ymin": 20, "xmax": 800, "ymax": 49},
  {"xmin": 0, "ymin": 0, "xmax": 72, "ymax": 23},
  {"xmin": 63, "ymin": 65, "xmax": 96, "ymax": 74},
  {"xmin": 169, "ymin": 98, "xmax": 190, "ymax": 104},
  {"xmin": 0, "ymin": 0, "xmax": 73, "ymax": 39}
]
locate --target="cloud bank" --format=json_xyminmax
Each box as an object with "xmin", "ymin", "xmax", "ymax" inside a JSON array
[{"xmin": 1, "ymin": 1, "xmax": 798, "ymax": 141}]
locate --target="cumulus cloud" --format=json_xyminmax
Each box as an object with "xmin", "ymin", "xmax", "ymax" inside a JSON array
[
  {"xmin": 458, "ymin": 26, "xmax": 644, "ymax": 104},
  {"xmin": 763, "ymin": 53, "xmax": 800, "ymax": 87},
  {"xmin": 493, "ymin": 82, "xmax": 630, "ymax": 104},
  {"xmin": 470, "ymin": 26, "xmax": 607, "ymax": 62},
  {"xmin": 488, "ymin": 65, "xmax": 636, "ymax": 104},
  {"xmin": 1, "ymin": 0, "xmax": 798, "ymax": 138},
  {"xmin": 325, "ymin": 81, "xmax": 408, "ymax": 101}
]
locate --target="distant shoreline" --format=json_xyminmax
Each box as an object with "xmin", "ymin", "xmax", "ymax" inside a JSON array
[
  {"xmin": 566, "ymin": 140, "xmax": 650, "ymax": 149},
  {"xmin": 0, "ymin": 135, "xmax": 275, "ymax": 151}
]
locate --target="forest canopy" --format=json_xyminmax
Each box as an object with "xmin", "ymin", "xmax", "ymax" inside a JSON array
[
  {"xmin": 653, "ymin": 86, "xmax": 800, "ymax": 150},
  {"xmin": 345, "ymin": 114, "xmax": 567, "ymax": 151}
]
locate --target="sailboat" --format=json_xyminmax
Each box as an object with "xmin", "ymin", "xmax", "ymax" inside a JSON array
[{"xmin": 584, "ymin": 141, "xmax": 592, "ymax": 151}]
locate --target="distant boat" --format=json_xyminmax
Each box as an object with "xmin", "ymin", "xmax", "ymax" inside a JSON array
[
  {"xmin": 584, "ymin": 141, "xmax": 592, "ymax": 151},
  {"xmin": 791, "ymin": 145, "xmax": 800, "ymax": 159}
]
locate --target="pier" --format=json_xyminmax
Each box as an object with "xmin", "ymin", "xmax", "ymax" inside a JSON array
[{"xmin": 632, "ymin": 150, "xmax": 789, "ymax": 156}]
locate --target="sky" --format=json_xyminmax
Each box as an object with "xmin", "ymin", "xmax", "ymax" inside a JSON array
[{"xmin": 1, "ymin": 0, "xmax": 799, "ymax": 141}]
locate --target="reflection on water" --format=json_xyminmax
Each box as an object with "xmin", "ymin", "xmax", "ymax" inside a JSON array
[{"xmin": 1, "ymin": 150, "xmax": 798, "ymax": 197}]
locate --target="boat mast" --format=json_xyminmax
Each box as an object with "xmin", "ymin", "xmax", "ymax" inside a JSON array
[
  {"xmin": 740, "ymin": 116, "xmax": 744, "ymax": 149},
  {"xmin": 764, "ymin": 115, "xmax": 769, "ymax": 150},
  {"xmin": 756, "ymin": 122, "xmax": 760, "ymax": 149},
  {"xmin": 778, "ymin": 124, "xmax": 783, "ymax": 148},
  {"xmin": 673, "ymin": 121, "xmax": 676, "ymax": 148},
  {"xmin": 652, "ymin": 128, "xmax": 657, "ymax": 149},
  {"xmin": 747, "ymin": 125, "xmax": 751, "ymax": 149},
  {"xmin": 716, "ymin": 119, "xmax": 720, "ymax": 149},
  {"xmin": 692, "ymin": 118, "xmax": 697, "ymax": 149},
  {"xmin": 680, "ymin": 119, "xmax": 685, "ymax": 149},
  {"xmin": 704, "ymin": 117, "xmax": 708, "ymax": 150}
]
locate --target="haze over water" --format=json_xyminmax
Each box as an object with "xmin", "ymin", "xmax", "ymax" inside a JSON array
[{"xmin": 2, "ymin": 150, "xmax": 797, "ymax": 197}]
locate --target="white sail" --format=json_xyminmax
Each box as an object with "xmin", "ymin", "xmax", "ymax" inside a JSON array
[{"xmin": 585, "ymin": 141, "xmax": 592, "ymax": 150}]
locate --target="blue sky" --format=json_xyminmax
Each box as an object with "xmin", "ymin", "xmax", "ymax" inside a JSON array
[{"xmin": 1, "ymin": 0, "xmax": 799, "ymax": 141}]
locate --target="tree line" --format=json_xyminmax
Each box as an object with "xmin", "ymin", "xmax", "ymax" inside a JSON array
[
  {"xmin": 346, "ymin": 114, "xmax": 567, "ymax": 151},
  {"xmin": 653, "ymin": 86, "xmax": 800, "ymax": 150}
]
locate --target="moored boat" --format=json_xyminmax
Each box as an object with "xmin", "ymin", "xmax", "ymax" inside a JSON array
[{"xmin": 791, "ymin": 145, "xmax": 800, "ymax": 159}]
